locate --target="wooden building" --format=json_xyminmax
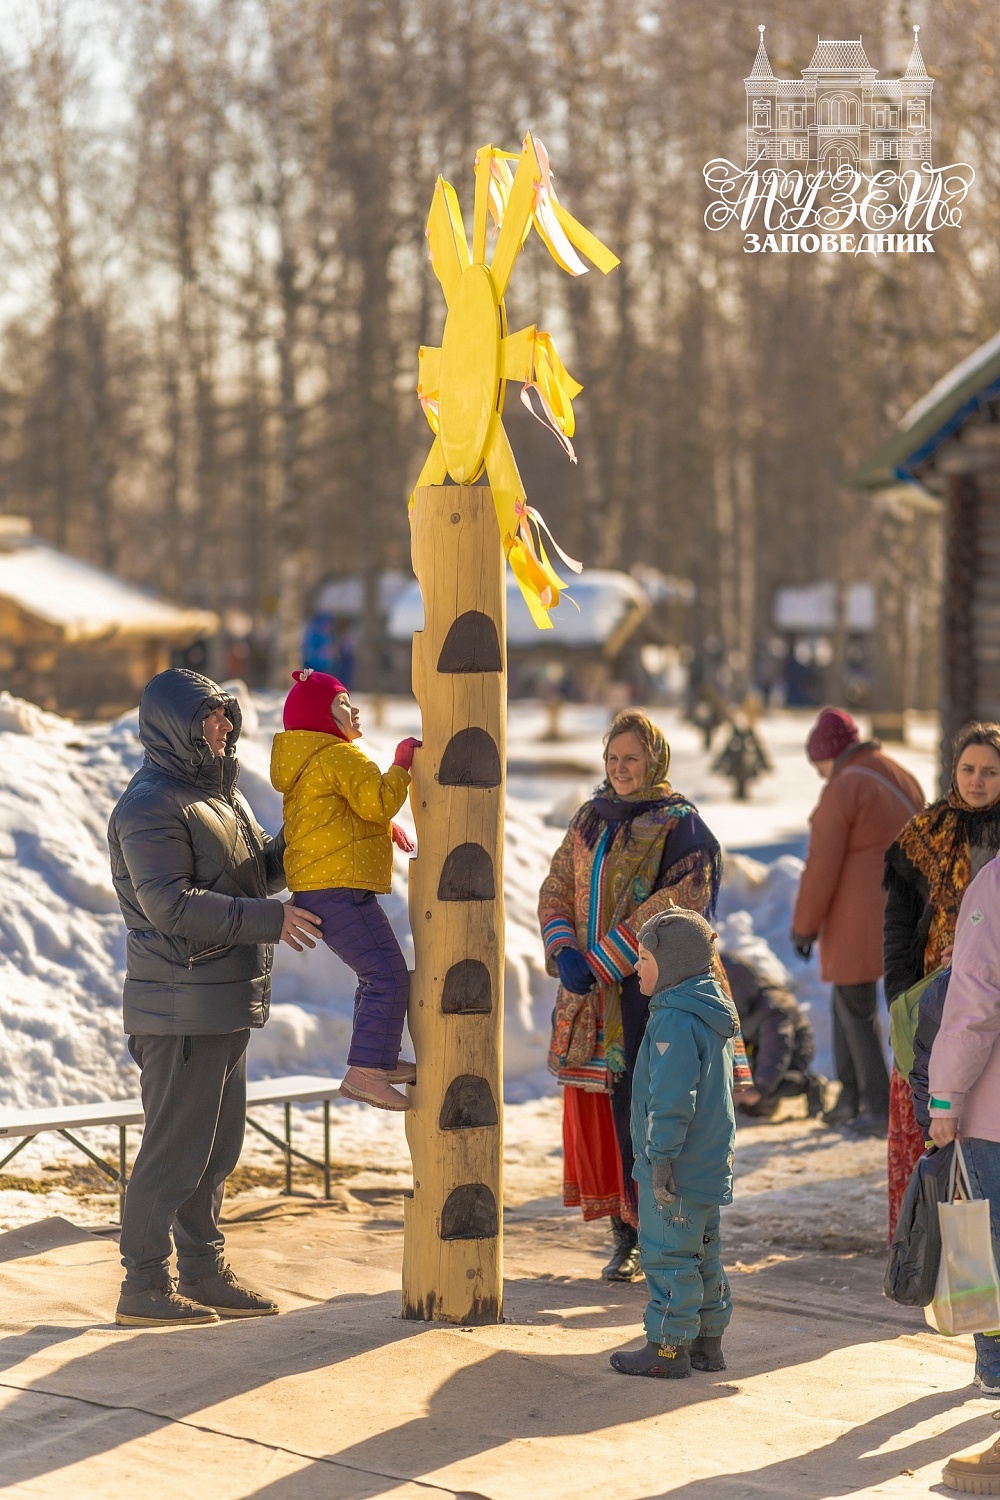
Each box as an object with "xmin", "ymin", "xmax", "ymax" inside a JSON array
[
  {"xmin": 0, "ymin": 517, "xmax": 218, "ymax": 719},
  {"xmin": 855, "ymin": 330, "xmax": 1000, "ymax": 769}
]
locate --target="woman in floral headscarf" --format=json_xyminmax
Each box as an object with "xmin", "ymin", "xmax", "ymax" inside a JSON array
[
  {"xmin": 884, "ymin": 721, "xmax": 1000, "ymax": 1238},
  {"xmin": 538, "ymin": 710, "xmax": 740, "ymax": 1282}
]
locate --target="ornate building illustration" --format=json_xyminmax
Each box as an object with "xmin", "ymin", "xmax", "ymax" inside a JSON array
[{"xmin": 745, "ymin": 26, "xmax": 933, "ymax": 172}]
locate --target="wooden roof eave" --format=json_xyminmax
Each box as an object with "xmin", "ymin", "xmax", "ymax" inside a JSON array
[
  {"xmin": 852, "ymin": 337, "xmax": 1000, "ymax": 491},
  {"xmin": 5, "ymin": 600, "xmax": 218, "ymax": 646}
]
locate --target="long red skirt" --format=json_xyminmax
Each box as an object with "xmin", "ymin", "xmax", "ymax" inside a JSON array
[
  {"xmin": 887, "ymin": 1066, "xmax": 926, "ymax": 1241},
  {"xmin": 562, "ymin": 1086, "xmax": 636, "ymax": 1228}
]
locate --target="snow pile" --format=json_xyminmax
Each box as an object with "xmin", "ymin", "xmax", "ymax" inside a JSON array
[
  {"xmin": 0, "ymin": 691, "xmax": 567, "ymax": 1108},
  {"xmin": 717, "ymin": 852, "xmax": 831, "ymax": 1071},
  {"xmin": 0, "ymin": 712, "xmax": 140, "ymax": 1108},
  {"xmin": 0, "ymin": 695, "xmax": 936, "ymax": 1109}
]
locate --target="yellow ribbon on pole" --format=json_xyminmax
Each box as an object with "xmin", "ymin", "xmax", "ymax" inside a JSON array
[{"xmin": 410, "ymin": 135, "xmax": 619, "ymax": 627}]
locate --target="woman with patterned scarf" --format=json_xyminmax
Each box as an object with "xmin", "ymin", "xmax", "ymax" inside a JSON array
[
  {"xmin": 883, "ymin": 721, "xmax": 1000, "ymax": 1238},
  {"xmin": 538, "ymin": 710, "xmax": 744, "ymax": 1282}
]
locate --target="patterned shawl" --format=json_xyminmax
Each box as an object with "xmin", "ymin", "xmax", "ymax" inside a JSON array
[
  {"xmin": 572, "ymin": 735, "xmax": 722, "ymax": 1075},
  {"xmin": 897, "ymin": 789, "xmax": 1000, "ymax": 971}
]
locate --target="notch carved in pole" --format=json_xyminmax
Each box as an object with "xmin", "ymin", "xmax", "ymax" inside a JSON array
[
  {"xmin": 438, "ymin": 727, "xmax": 501, "ymax": 788},
  {"xmin": 437, "ymin": 611, "xmax": 502, "ymax": 674},
  {"xmin": 439, "ymin": 1075, "xmax": 499, "ymax": 1131},
  {"xmin": 438, "ymin": 843, "xmax": 495, "ymax": 902},
  {"xmin": 441, "ymin": 959, "xmax": 492, "ymax": 1014},
  {"xmin": 440, "ymin": 1183, "xmax": 499, "ymax": 1240}
]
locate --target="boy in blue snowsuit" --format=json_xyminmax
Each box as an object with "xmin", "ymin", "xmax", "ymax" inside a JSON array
[{"xmin": 611, "ymin": 908, "xmax": 737, "ymax": 1379}]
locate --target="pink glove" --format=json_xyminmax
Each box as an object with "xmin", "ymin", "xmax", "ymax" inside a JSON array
[
  {"xmin": 393, "ymin": 737, "xmax": 421, "ymax": 771},
  {"xmin": 391, "ymin": 822, "xmax": 415, "ymax": 853}
]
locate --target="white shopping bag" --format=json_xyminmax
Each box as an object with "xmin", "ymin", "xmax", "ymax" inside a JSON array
[{"xmin": 925, "ymin": 1140, "xmax": 1000, "ymax": 1336}]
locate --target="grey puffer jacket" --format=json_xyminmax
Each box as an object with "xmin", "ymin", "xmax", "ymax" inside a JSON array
[{"xmin": 108, "ymin": 669, "xmax": 286, "ymax": 1036}]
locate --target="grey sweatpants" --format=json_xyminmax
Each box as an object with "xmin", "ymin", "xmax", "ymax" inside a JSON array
[
  {"xmin": 119, "ymin": 1030, "xmax": 250, "ymax": 1290},
  {"xmin": 832, "ymin": 982, "xmax": 890, "ymax": 1116}
]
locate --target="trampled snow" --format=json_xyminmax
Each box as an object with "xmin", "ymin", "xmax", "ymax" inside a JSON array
[{"xmin": 0, "ymin": 692, "xmax": 939, "ymax": 1111}]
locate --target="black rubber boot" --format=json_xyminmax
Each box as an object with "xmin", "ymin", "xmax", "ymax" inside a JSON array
[
  {"xmin": 822, "ymin": 1091, "xmax": 857, "ymax": 1127},
  {"xmin": 689, "ymin": 1334, "xmax": 726, "ymax": 1371},
  {"xmin": 610, "ymin": 1340, "xmax": 692, "ymax": 1378},
  {"xmin": 805, "ymin": 1073, "xmax": 827, "ymax": 1118},
  {"xmin": 602, "ymin": 1217, "xmax": 642, "ymax": 1282},
  {"xmin": 737, "ymin": 1093, "xmax": 780, "ymax": 1120}
]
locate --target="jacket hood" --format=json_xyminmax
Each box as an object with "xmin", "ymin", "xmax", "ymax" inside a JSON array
[
  {"xmin": 270, "ymin": 729, "xmax": 336, "ymax": 794},
  {"xmin": 650, "ymin": 972, "xmax": 739, "ymax": 1038},
  {"xmin": 138, "ymin": 668, "xmax": 241, "ymax": 794}
]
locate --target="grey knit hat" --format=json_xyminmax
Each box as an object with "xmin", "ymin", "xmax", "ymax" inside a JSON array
[{"xmin": 638, "ymin": 908, "xmax": 716, "ymax": 993}]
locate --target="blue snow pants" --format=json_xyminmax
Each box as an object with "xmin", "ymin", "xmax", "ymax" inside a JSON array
[
  {"xmin": 637, "ymin": 1176, "xmax": 733, "ymax": 1347},
  {"xmin": 292, "ymin": 888, "xmax": 409, "ymax": 1070}
]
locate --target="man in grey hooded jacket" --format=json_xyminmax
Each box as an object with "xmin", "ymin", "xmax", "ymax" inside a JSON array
[{"xmin": 108, "ymin": 668, "xmax": 321, "ymax": 1327}]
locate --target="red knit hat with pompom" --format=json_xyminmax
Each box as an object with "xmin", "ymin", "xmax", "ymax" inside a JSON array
[
  {"xmin": 806, "ymin": 706, "xmax": 860, "ymax": 764},
  {"xmin": 282, "ymin": 669, "xmax": 348, "ymax": 736}
]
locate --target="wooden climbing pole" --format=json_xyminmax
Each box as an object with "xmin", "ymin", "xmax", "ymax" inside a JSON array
[
  {"xmin": 401, "ymin": 136, "xmax": 617, "ymax": 1323},
  {"xmin": 403, "ymin": 483, "xmax": 506, "ymax": 1325}
]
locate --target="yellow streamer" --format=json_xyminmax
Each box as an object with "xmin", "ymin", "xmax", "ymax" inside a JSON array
[
  {"xmin": 529, "ymin": 138, "xmax": 621, "ymax": 277},
  {"xmin": 411, "ymin": 134, "xmax": 619, "ymax": 627}
]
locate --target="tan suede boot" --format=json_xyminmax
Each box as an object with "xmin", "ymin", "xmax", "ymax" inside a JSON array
[{"xmin": 943, "ymin": 1414, "xmax": 1000, "ymax": 1494}]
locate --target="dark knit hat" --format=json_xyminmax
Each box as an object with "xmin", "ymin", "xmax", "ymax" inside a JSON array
[
  {"xmin": 806, "ymin": 707, "xmax": 859, "ymax": 764},
  {"xmin": 282, "ymin": 669, "xmax": 348, "ymax": 735},
  {"xmin": 638, "ymin": 909, "xmax": 717, "ymax": 993}
]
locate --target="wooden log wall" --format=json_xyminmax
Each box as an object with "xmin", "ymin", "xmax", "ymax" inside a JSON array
[
  {"xmin": 972, "ymin": 468, "xmax": 1000, "ymax": 722},
  {"xmin": 940, "ymin": 457, "xmax": 1000, "ymax": 779},
  {"xmin": 943, "ymin": 471, "xmax": 979, "ymax": 754},
  {"xmin": 402, "ymin": 484, "xmax": 506, "ymax": 1325}
]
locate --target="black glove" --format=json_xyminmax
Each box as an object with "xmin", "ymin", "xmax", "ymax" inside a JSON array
[
  {"xmin": 555, "ymin": 947, "xmax": 597, "ymax": 995},
  {"xmin": 651, "ymin": 1160, "xmax": 677, "ymax": 1207},
  {"xmin": 791, "ymin": 931, "xmax": 814, "ymax": 962}
]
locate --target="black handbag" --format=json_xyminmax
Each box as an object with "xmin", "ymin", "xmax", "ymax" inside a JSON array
[{"xmin": 884, "ymin": 1142, "xmax": 955, "ymax": 1307}]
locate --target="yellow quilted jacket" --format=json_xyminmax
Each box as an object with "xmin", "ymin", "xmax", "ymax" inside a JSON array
[{"xmin": 270, "ymin": 732, "xmax": 410, "ymax": 894}]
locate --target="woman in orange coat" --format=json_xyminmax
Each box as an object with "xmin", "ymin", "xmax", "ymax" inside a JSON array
[{"xmin": 790, "ymin": 708, "xmax": 923, "ymax": 1138}]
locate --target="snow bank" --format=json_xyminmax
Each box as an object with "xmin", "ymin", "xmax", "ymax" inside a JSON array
[
  {"xmin": 0, "ymin": 692, "xmax": 565, "ymax": 1108},
  {"xmin": 717, "ymin": 852, "xmax": 833, "ymax": 1075},
  {"xmin": 0, "ymin": 695, "xmax": 935, "ymax": 1108}
]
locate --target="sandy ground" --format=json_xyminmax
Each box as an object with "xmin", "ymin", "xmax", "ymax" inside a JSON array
[
  {"xmin": 0, "ymin": 1126, "xmax": 993, "ymax": 1500},
  {"xmin": 3, "ymin": 1091, "xmax": 996, "ymax": 1499},
  {"xmin": 0, "ymin": 703, "xmax": 957, "ymax": 1495},
  {"xmin": 0, "ymin": 1092, "xmax": 890, "ymax": 1256}
]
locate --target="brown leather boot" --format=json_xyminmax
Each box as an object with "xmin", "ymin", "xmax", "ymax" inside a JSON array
[
  {"xmin": 177, "ymin": 1264, "xmax": 278, "ymax": 1318},
  {"xmin": 115, "ymin": 1280, "xmax": 220, "ymax": 1328}
]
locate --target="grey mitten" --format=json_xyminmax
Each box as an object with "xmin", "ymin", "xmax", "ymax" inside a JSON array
[{"xmin": 651, "ymin": 1160, "xmax": 676, "ymax": 1207}]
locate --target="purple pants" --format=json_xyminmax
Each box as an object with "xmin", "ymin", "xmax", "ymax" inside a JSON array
[{"xmin": 293, "ymin": 888, "xmax": 409, "ymax": 1070}]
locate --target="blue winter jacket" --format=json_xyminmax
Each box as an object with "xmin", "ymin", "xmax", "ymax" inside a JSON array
[{"xmin": 630, "ymin": 972, "xmax": 738, "ymax": 1207}]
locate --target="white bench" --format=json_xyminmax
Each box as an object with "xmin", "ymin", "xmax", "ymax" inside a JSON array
[{"xmin": 0, "ymin": 1074, "xmax": 345, "ymax": 1220}]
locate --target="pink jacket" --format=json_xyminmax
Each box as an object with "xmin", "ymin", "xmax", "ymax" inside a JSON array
[{"xmin": 929, "ymin": 857, "xmax": 1000, "ymax": 1143}]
